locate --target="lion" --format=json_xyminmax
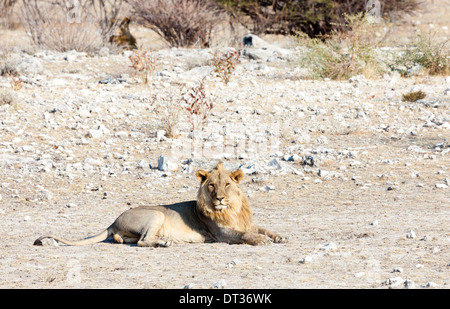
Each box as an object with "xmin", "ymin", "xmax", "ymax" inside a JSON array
[
  {"xmin": 109, "ymin": 17, "xmax": 137, "ymax": 50},
  {"xmin": 34, "ymin": 162, "xmax": 287, "ymax": 247}
]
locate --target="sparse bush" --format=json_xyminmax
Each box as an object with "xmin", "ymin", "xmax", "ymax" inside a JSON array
[
  {"xmin": 21, "ymin": 0, "xmax": 126, "ymax": 52},
  {"xmin": 392, "ymin": 31, "xmax": 449, "ymax": 76},
  {"xmin": 152, "ymin": 92, "xmax": 182, "ymax": 138},
  {"xmin": 297, "ymin": 13, "xmax": 385, "ymax": 80},
  {"xmin": 128, "ymin": 0, "xmax": 222, "ymax": 48},
  {"xmin": 0, "ymin": 53, "xmax": 18, "ymax": 76},
  {"xmin": 129, "ymin": 49, "xmax": 155, "ymax": 84},
  {"xmin": 211, "ymin": 49, "xmax": 240, "ymax": 84},
  {"xmin": 0, "ymin": 88, "xmax": 17, "ymax": 106},
  {"xmin": 402, "ymin": 90, "xmax": 426, "ymax": 102}
]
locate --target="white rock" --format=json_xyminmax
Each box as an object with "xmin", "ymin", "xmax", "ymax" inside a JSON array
[
  {"xmin": 299, "ymin": 256, "xmax": 312, "ymax": 264},
  {"xmin": 435, "ymin": 183, "xmax": 448, "ymax": 189},
  {"xmin": 267, "ymin": 158, "xmax": 282, "ymax": 170},
  {"xmin": 406, "ymin": 230, "xmax": 416, "ymax": 239},
  {"xmin": 320, "ymin": 242, "xmax": 337, "ymax": 252},
  {"xmin": 404, "ymin": 280, "xmax": 416, "ymax": 289},
  {"xmin": 384, "ymin": 277, "xmax": 403, "ymax": 287},
  {"xmin": 425, "ymin": 282, "xmax": 438, "ymax": 288},
  {"xmin": 136, "ymin": 159, "xmax": 149, "ymax": 170},
  {"xmin": 156, "ymin": 130, "xmax": 166, "ymax": 141},
  {"xmin": 392, "ymin": 267, "xmax": 403, "ymax": 273},
  {"xmin": 184, "ymin": 283, "xmax": 196, "ymax": 289},
  {"xmin": 157, "ymin": 156, "xmax": 178, "ymax": 172},
  {"xmin": 213, "ymin": 279, "xmax": 227, "ymax": 289},
  {"xmin": 87, "ymin": 124, "xmax": 110, "ymax": 139},
  {"xmin": 114, "ymin": 131, "xmax": 128, "ymax": 139}
]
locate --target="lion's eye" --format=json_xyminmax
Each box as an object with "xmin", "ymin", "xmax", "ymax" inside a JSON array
[
  {"xmin": 208, "ymin": 184, "xmax": 215, "ymax": 191},
  {"xmin": 225, "ymin": 183, "xmax": 231, "ymax": 188}
]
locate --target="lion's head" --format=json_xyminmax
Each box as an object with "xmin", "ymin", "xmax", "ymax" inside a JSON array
[{"xmin": 196, "ymin": 162, "xmax": 252, "ymax": 230}]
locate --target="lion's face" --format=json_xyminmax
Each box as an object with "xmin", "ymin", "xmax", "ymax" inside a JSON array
[{"xmin": 196, "ymin": 163, "xmax": 244, "ymax": 214}]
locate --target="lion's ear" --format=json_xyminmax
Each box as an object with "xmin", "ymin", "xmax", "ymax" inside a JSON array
[
  {"xmin": 196, "ymin": 170, "xmax": 209, "ymax": 183},
  {"xmin": 231, "ymin": 170, "xmax": 244, "ymax": 183}
]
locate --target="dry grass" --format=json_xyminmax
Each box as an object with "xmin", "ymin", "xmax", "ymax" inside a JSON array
[{"xmin": 402, "ymin": 90, "xmax": 427, "ymax": 102}]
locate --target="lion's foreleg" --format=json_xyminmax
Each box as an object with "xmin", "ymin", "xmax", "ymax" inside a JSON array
[{"xmin": 253, "ymin": 226, "xmax": 288, "ymax": 243}]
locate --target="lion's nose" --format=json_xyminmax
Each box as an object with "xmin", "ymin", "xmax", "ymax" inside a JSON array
[{"xmin": 216, "ymin": 197, "xmax": 224, "ymax": 203}]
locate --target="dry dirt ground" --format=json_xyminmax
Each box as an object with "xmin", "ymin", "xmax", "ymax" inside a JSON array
[{"xmin": 0, "ymin": 2, "xmax": 449, "ymax": 289}]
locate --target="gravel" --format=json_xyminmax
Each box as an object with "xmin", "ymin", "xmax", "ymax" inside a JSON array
[{"xmin": 1, "ymin": 19, "xmax": 449, "ymax": 288}]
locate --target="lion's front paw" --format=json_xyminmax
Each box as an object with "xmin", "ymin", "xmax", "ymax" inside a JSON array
[
  {"xmin": 243, "ymin": 233, "xmax": 271, "ymax": 246},
  {"xmin": 272, "ymin": 234, "xmax": 289, "ymax": 244}
]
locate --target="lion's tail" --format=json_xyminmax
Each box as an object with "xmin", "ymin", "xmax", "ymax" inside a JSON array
[{"xmin": 34, "ymin": 227, "xmax": 112, "ymax": 246}]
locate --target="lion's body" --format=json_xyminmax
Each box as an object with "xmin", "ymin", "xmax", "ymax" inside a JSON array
[{"xmin": 34, "ymin": 163, "xmax": 286, "ymax": 247}]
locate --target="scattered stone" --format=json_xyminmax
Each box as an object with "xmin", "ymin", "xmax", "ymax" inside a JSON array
[
  {"xmin": 301, "ymin": 156, "xmax": 314, "ymax": 167},
  {"xmin": 424, "ymin": 282, "xmax": 438, "ymax": 288},
  {"xmin": 383, "ymin": 277, "xmax": 403, "ymax": 288},
  {"xmin": 183, "ymin": 283, "xmax": 196, "ymax": 289},
  {"xmin": 86, "ymin": 124, "xmax": 110, "ymax": 139},
  {"xmin": 404, "ymin": 280, "xmax": 416, "ymax": 289},
  {"xmin": 320, "ymin": 242, "xmax": 337, "ymax": 252},
  {"xmin": 435, "ymin": 183, "xmax": 448, "ymax": 189},
  {"xmin": 299, "ymin": 256, "xmax": 313, "ymax": 264},
  {"xmin": 267, "ymin": 158, "xmax": 282, "ymax": 170},
  {"xmin": 136, "ymin": 159, "xmax": 149, "ymax": 170},
  {"xmin": 213, "ymin": 279, "xmax": 227, "ymax": 289},
  {"xmin": 406, "ymin": 230, "xmax": 416, "ymax": 239},
  {"xmin": 98, "ymin": 75, "xmax": 127, "ymax": 84},
  {"xmin": 243, "ymin": 35, "xmax": 253, "ymax": 47},
  {"xmin": 157, "ymin": 156, "xmax": 178, "ymax": 172},
  {"xmin": 392, "ymin": 267, "xmax": 403, "ymax": 273}
]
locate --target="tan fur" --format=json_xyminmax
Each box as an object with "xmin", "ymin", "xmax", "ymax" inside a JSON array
[
  {"xmin": 109, "ymin": 17, "xmax": 137, "ymax": 50},
  {"xmin": 34, "ymin": 163, "xmax": 287, "ymax": 247}
]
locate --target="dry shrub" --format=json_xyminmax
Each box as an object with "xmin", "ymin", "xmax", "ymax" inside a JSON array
[
  {"xmin": 214, "ymin": 0, "xmax": 423, "ymax": 37},
  {"xmin": 392, "ymin": 31, "xmax": 450, "ymax": 76},
  {"xmin": 298, "ymin": 13, "xmax": 386, "ymax": 80},
  {"xmin": 128, "ymin": 0, "xmax": 223, "ymax": 48},
  {"xmin": 181, "ymin": 80, "xmax": 214, "ymax": 131},
  {"xmin": 152, "ymin": 92, "xmax": 182, "ymax": 139},
  {"xmin": 402, "ymin": 90, "xmax": 426, "ymax": 102},
  {"xmin": 211, "ymin": 49, "xmax": 240, "ymax": 84},
  {"xmin": 129, "ymin": 49, "xmax": 156, "ymax": 84},
  {"xmin": 0, "ymin": 88, "xmax": 17, "ymax": 106},
  {"xmin": 21, "ymin": 0, "xmax": 126, "ymax": 52}
]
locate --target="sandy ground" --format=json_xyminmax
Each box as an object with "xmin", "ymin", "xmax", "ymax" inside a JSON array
[{"xmin": 0, "ymin": 1, "xmax": 449, "ymax": 289}]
